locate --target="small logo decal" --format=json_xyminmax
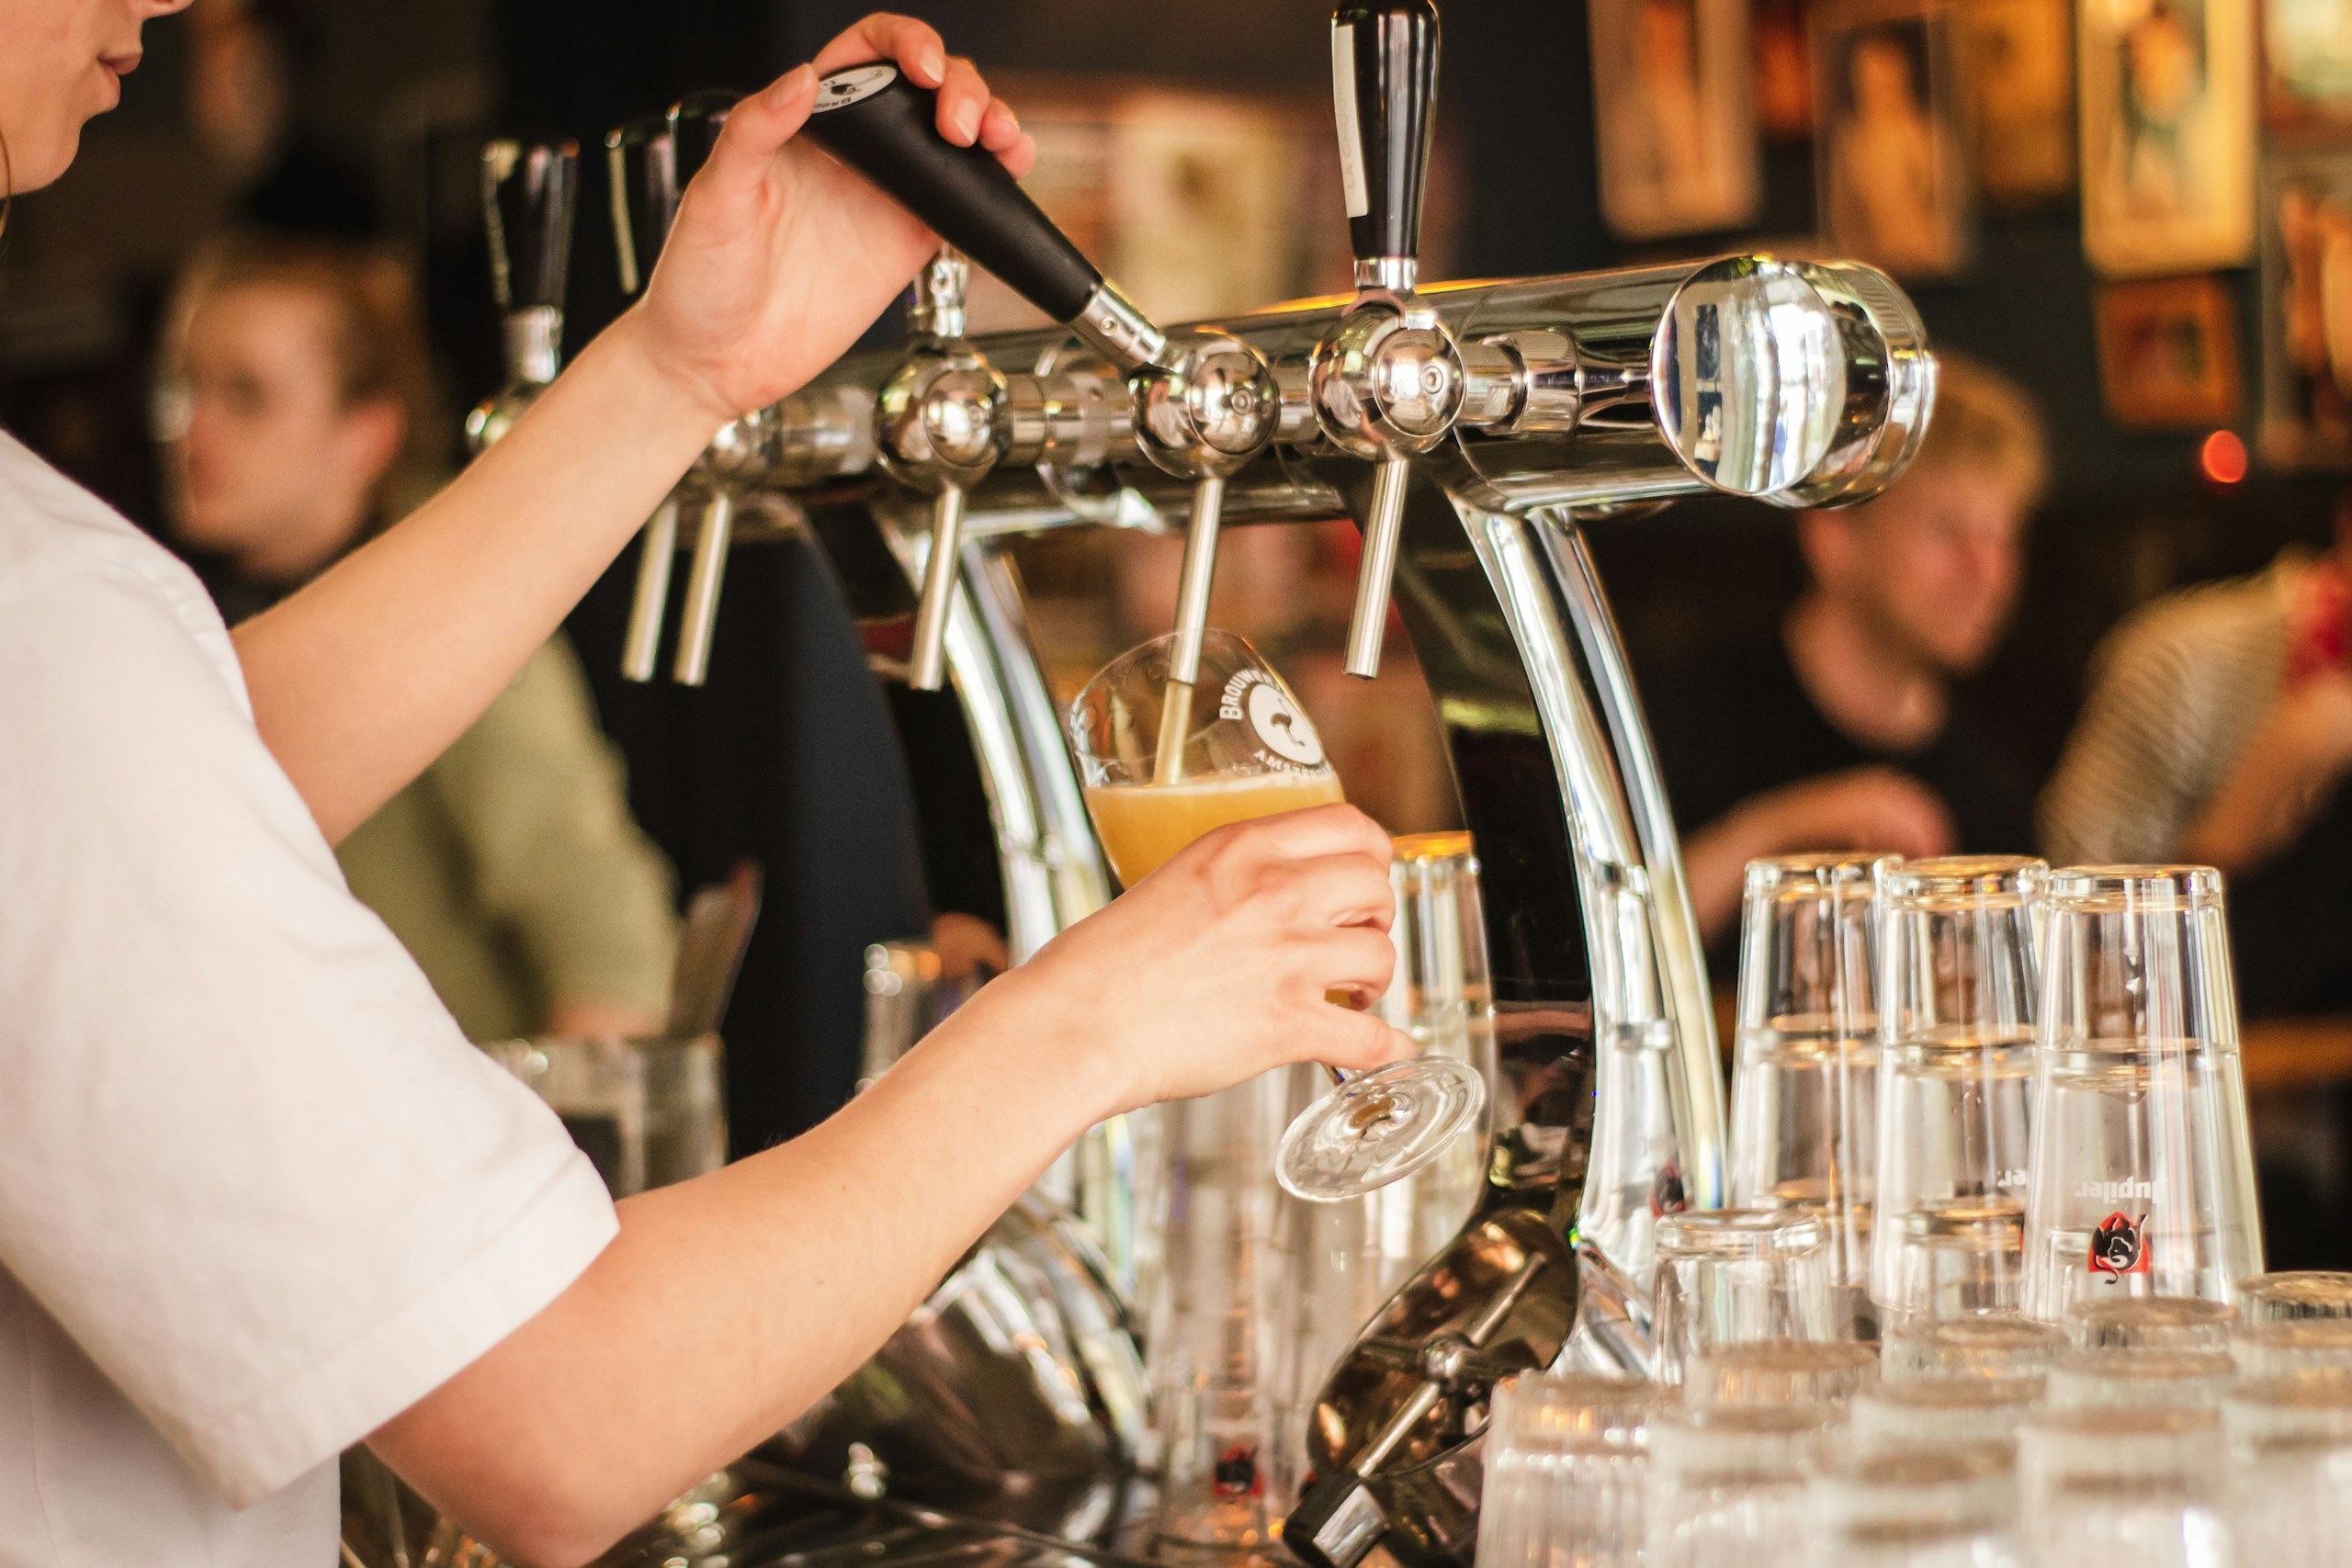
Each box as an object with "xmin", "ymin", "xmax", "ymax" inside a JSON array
[
  {"xmin": 1221, "ymin": 669, "xmax": 1325, "ymax": 770},
  {"xmin": 1212, "ymin": 1444, "xmax": 1261, "ymax": 1499},
  {"xmin": 1649, "ymin": 1161, "xmax": 1688, "ymax": 1217},
  {"xmin": 2088, "ymin": 1212, "xmax": 2151, "ymax": 1278},
  {"xmin": 814, "ymin": 64, "xmax": 898, "ymax": 112}
]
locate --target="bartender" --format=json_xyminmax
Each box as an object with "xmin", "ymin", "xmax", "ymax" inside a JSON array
[{"xmin": 0, "ymin": 8, "xmax": 1415, "ymax": 1566}]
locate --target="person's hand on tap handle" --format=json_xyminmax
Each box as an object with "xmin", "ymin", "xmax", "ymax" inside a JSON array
[{"xmin": 628, "ymin": 15, "xmax": 1036, "ymax": 426}]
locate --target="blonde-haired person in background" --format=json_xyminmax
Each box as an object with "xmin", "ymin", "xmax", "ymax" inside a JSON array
[
  {"xmin": 1645, "ymin": 355, "xmax": 2051, "ymax": 944},
  {"xmin": 157, "ymin": 232, "xmax": 678, "ymax": 1042}
]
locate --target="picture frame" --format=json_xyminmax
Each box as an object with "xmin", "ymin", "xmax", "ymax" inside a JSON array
[
  {"xmin": 2264, "ymin": 0, "xmax": 2352, "ymax": 137},
  {"xmin": 2094, "ymin": 275, "xmax": 2243, "ymax": 430},
  {"xmin": 1961, "ymin": 0, "xmax": 2075, "ymax": 205},
  {"xmin": 1590, "ymin": 0, "xmax": 1763, "ymax": 239},
  {"xmin": 1814, "ymin": 0, "xmax": 1973, "ymax": 278},
  {"xmin": 2257, "ymin": 147, "xmax": 2352, "ymax": 468},
  {"xmin": 1754, "ymin": 0, "xmax": 1817, "ymax": 141},
  {"xmin": 2078, "ymin": 0, "xmax": 2256, "ymax": 278}
]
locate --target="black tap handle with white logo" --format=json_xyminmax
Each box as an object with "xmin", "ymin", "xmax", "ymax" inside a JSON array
[
  {"xmin": 1332, "ymin": 0, "xmax": 1439, "ymax": 276},
  {"xmin": 803, "ymin": 63, "xmax": 1101, "ymax": 326}
]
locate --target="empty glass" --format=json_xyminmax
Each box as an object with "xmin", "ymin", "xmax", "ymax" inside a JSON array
[
  {"xmin": 1647, "ymin": 1404, "xmax": 1835, "ymax": 1568},
  {"xmin": 1872, "ymin": 857, "xmax": 2042, "ymax": 1321},
  {"xmin": 2072, "ymin": 1296, "xmax": 2236, "ymax": 1352},
  {"xmin": 2045, "ymin": 1348, "xmax": 2235, "ymax": 1409},
  {"xmin": 2017, "ymin": 1406, "xmax": 2228, "ymax": 1568},
  {"xmin": 2019, "ymin": 868, "xmax": 2263, "ymax": 1325},
  {"xmin": 1686, "ymin": 1339, "xmax": 1880, "ymax": 1408},
  {"xmin": 1731, "ymin": 854, "xmax": 1885, "ymax": 1334},
  {"xmin": 2225, "ymin": 1374, "xmax": 2352, "ymax": 1566},
  {"xmin": 1815, "ymin": 1448, "xmax": 2020, "ymax": 1568},
  {"xmin": 2232, "ymin": 1318, "xmax": 2352, "ymax": 1377},
  {"xmin": 1851, "ymin": 1375, "xmax": 2044, "ymax": 1451},
  {"xmin": 1145, "ymin": 1066, "xmax": 1289, "ymax": 1554},
  {"xmin": 1652, "ymin": 1210, "xmax": 1839, "ymax": 1387},
  {"xmin": 1883, "ymin": 1315, "xmax": 2065, "ymax": 1381},
  {"xmin": 1475, "ymin": 1373, "xmax": 1654, "ymax": 1568},
  {"xmin": 483, "ymin": 1033, "xmax": 726, "ymax": 1197},
  {"xmin": 2236, "ymin": 1271, "xmax": 2352, "ymax": 1324}
]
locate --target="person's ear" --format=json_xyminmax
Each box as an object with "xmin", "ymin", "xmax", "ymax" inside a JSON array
[{"xmin": 339, "ymin": 398, "xmax": 407, "ymax": 491}]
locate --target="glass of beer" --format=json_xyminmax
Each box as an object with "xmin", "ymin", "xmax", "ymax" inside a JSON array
[{"xmin": 1069, "ymin": 629, "xmax": 1485, "ymax": 1201}]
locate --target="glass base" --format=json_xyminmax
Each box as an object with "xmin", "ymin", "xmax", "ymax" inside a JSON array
[{"xmin": 1274, "ymin": 1057, "xmax": 1487, "ymax": 1202}]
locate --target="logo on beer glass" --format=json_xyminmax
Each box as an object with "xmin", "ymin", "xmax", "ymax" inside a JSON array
[
  {"xmin": 2087, "ymin": 1211, "xmax": 2151, "ymax": 1278},
  {"xmin": 1221, "ymin": 669, "xmax": 1325, "ymax": 770},
  {"xmin": 1212, "ymin": 1443, "xmax": 1262, "ymax": 1498}
]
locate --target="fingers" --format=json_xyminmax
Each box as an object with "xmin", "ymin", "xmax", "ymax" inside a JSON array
[
  {"xmin": 1309, "ymin": 1004, "xmax": 1421, "ymax": 1075},
  {"xmin": 811, "ymin": 13, "xmax": 947, "ymax": 85},
  {"xmin": 1280, "ymin": 852, "xmax": 1402, "ymax": 931},
  {"xmin": 1210, "ymin": 801, "xmax": 1396, "ymax": 868},
  {"xmin": 934, "ymin": 56, "xmax": 992, "ymax": 144},
  {"xmin": 1295, "ymin": 923, "xmax": 1400, "ymax": 1004}
]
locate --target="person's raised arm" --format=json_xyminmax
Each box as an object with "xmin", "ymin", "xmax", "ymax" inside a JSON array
[
  {"xmin": 232, "ymin": 17, "xmax": 1036, "ymax": 844},
  {"xmin": 368, "ymin": 804, "xmax": 1417, "ymax": 1568},
  {"xmin": 1680, "ymin": 765, "xmax": 1955, "ymax": 943}
]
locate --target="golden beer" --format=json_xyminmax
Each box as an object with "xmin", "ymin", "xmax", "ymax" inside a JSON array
[{"xmin": 1084, "ymin": 770, "xmax": 1346, "ymax": 887}]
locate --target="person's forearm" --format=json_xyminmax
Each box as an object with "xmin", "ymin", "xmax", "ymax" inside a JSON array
[
  {"xmin": 232, "ymin": 310, "xmax": 728, "ymax": 844},
  {"xmin": 371, "ymin": 961, "xmax": 1113, "ymax": 1567},
  {"xmin": 1682, "ymin": 807, "xmax": 1778, "ymax": 947}
]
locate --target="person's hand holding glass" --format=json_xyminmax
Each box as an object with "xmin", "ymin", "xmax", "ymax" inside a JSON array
[{"xmin": 1069, "ymin": 630, "xmax": 1487, "ymax": 1201}]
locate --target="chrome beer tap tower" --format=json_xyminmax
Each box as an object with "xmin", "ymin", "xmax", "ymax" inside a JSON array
[
  {"xmin": 467, "ymin": 137, "xmax": 578, "ymax": 452},
  {"xmin": 578, "ymin": 3, "xmax": 1935, "ymax": 1560}
]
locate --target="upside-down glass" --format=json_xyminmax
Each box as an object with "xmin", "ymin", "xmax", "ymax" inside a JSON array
[
  {"xmin": 1731, "ymin": 854, "xmax": 1885, "ymax": 1334},
  {"xmin": 1647, "ymin": 1404, "xmax": 1836, "ymax": 1568},
  {"xmin": 2072, "ymin": 1295, "xmax": 2236, "ymax": 1352},
  {"xmin": 2019, "ymin": 868, "xmax": 2262, "ymax": 1325},
  {"xmin": 1476, "ymin": 1373, "xmax": 1655, "ymax": 1568},
  {"xmin": 1872, "ymin": 857, "xmax": 2043, "ymax": 1321},
  {"xmin": 1652, "ymin": 1210, "xmax": 1839, "ymax": 1386},
  {"xmin": 2225, "ymin": 1374, "xmax": 2352, "ymax": 1567},
  {"xmin": 1850, "ymin": 1375, "xmax": 2045, "ymax": 1451},
  {"xmin": 2016, "ymin": 1406, "xmax": 2229, "ymax": 1568},
  {"xmin": 2233, "ymin": 1318, "xmax": 2352, "ymax": 1376},
  {"xmin": 2045, "ymin": 1348, "xmax": 2236, "ymax": 1409},
  {"xmin": 2236, "ymin": 1271, "xmax": 2352, "ymax": 1323},
  {"xmin": 1882, "ymin": 1315, "xmax": 2066, "ymax": 1381},
  {"xmin": 1686, "ymin": 1338, "xmax": 1879, "ymax": 1407},
  {"xmin": 1815, "ymin": 1448, "xmax": 2020, "ymax": 1568},
  {"xmin": 1067, "ymin": 630, "xmax": 1487, "ymax": 1203}
]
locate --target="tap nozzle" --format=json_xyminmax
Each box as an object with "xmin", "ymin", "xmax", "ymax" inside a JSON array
[{"xmin": 876, "ymin": 249, "xmax": 1009, "ymax": 693}]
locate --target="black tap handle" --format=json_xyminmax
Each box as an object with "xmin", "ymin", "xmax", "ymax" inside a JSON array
[
  {"xmin": 1332, "ymin": 0, "xmax": 1439, "ymax": 270},
  {"xmin": 802, "ymin": 63, "xmax": 1102, "ymax": 324},
  {"xmin": 482, "ymin": 139, "xmax": 579, "ymax": 312},
  {"xmin": 605, "ymin": 115, "xmax": 676, "ymax": 298}
]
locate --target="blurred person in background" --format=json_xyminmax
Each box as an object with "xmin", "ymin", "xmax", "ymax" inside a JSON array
[
  {"xmin": 2041, "ymin": 487, "xmax": 2352, "ymax": 1018},
  {"xmin": 157, "ymin": 232, "xmax": 679, "ymax": 1041},
  {"xmin": 1646, "ymin": 355, "xmax": 2048, "ymax": 947},
  {"xmin": 187, "ymin": 0, "xmax": 375, "ymax": 237}
]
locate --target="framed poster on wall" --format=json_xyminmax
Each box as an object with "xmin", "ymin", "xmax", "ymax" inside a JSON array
[
  {"xmin": 1815, "ymin": 0, "xmax": 1973, "ymax": 277},
  {"xmin": 2079, "ymin": 0, "xmax": 2256, "ymax": 277},
  {"xmin": 2094, "ymin": 275, "xmax": 2243, "ymax": 428},
  {"xmin": 1591, "ymin": 0, "xmax": 1764, "ymax": 238},
  {"xmin": 2258, "ymin": 147, "xmax": 2352, "ymax": 467},
  {"xmin": 1962, "ymin": 0, "xmax": 2076, "ymax": 205}
]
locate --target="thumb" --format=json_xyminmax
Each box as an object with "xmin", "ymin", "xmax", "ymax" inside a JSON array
[{"xmin": 703, "ymin": 64, "xmax": 817, "ymax": 187}]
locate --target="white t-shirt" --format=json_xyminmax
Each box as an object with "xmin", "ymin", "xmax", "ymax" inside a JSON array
[{"xmin": 0, "ymin": 432, "xmax": 620, "ymax": 1563}]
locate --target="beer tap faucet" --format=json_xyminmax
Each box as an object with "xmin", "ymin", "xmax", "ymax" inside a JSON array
[
  {"xmin": 802, "ymin": 65, "xmax": 1281, "ymax": 698},
  {"xmin": 466, "ymin": 139, "xmax": 578, "ymax": 453},
  {"xmin": 875, "ymin": 245, "xmax": 1005, "ymax": 692},
  {"xmin": 605, "ymin": 95, "xmax": 780, "ymax": 686},
  {"xmin": 1315, "ymin": 0, "xmax": 1462, "ymax": 679}
]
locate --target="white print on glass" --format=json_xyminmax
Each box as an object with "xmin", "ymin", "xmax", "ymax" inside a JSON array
[{"xmin": 1221, "ymin": 670, "xmax": 1326, "ymax": 770}]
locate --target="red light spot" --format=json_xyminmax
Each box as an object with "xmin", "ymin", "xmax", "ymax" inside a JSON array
[{"xmin": 2200, "ymin": 430, "xmax": 2248, "ymax": 486}]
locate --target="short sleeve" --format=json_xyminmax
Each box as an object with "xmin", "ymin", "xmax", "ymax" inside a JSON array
[{"xmin": 0, "ymin": 563, "xmax": 618, "ymax": 1507}]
